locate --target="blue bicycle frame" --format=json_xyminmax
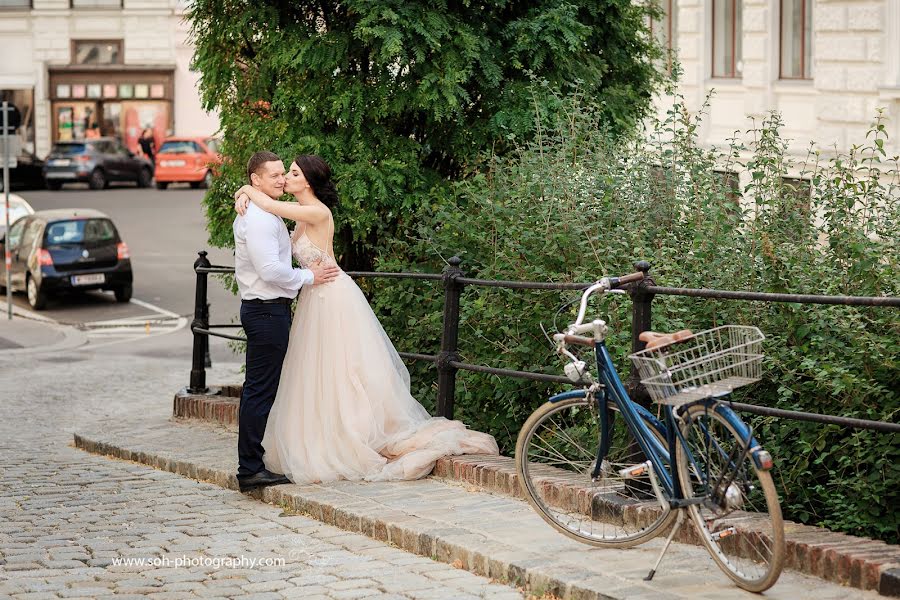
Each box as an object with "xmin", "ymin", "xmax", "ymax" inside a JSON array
[{"xmin": 547, "ymin": 341, "xmax": 765, "ymax": 503}]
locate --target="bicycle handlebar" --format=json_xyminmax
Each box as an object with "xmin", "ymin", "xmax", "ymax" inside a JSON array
[{"xmin": 569, "ymin": 271, "xmax": 645, "ymax": 332}]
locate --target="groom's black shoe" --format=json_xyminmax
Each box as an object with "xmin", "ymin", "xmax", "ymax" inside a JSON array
[{"xmin": 237, "ymin": 469, "xmax": 290, "ymax": 492}]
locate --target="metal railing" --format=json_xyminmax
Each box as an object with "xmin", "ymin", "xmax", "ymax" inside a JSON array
[{"xmin": 188, "ymin": 251, "xmax": 900, "ymax": 434}]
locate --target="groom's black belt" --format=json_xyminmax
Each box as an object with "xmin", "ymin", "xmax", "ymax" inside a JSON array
[{"xmin": 242, "ymin": 297, "xmax": 293, "ymax": 305}]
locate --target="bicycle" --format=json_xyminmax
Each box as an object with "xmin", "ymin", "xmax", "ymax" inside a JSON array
[{"xmin": 514, "ymin": 271, "xmax": 785, "ymax": 592}]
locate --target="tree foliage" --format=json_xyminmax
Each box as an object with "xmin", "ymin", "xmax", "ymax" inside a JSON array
[{"xmin": 187, "ymin": 0, "xmax": 664, "ymax": 266}]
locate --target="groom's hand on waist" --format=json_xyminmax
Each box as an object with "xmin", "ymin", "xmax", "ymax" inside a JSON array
[{"xmin": 309, "ymin": 262, "xmax": 339, "ymax": 285}]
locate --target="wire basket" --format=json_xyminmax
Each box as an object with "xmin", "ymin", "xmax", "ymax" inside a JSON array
[{"xmin": 629, "ymin": 325, "xmax": 765, "ymax": 406}]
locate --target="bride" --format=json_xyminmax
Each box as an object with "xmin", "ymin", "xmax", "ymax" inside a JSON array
[{"xmin": 233, "ymin": 154, "xmax": 499, "ymax": 483}]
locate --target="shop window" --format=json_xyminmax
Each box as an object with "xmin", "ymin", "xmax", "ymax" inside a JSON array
[
  {"xmin": 712, "ymin": 0, "xmax": 743, "ymax": 78},
  {"xmin": 780, "ymin": 0, "xmax": 813, "ymax": 80},
  {"xmin": 72, "ymin": 40, "xmax": 123, "ymax": 65}
]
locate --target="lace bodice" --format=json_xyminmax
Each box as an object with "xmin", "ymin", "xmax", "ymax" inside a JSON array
[{"xmin": 292, "ymin": 231, "xmax": 338, "ymax": 269}]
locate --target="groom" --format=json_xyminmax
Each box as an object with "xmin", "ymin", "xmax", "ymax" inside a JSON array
[{"xmin": 233, "ymin": 151, "xmax": 339, "ymax": 492}]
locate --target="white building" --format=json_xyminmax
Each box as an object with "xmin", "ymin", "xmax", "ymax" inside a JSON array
[
  {"xmin": 652, "ymin": 0, "xmax": 900, "ymax": 159},
  {"xmin": 0, "ymin": 0, "xmax": 218, "ymax": 160}
]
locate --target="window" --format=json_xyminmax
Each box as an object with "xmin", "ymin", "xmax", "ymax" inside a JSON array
[
  {"xmin": 45, "ymin": 220, "xmax": 116, "ymax": 245},
  {"xmin": 72, "ymin": 40, "xmax": 122, "ymax": 65},
  {"xmin": 712, "ymin": 0, "xmax": 742, "ymax": 78},
  {"xmin": 159, "ymin": 140, "xmax": 203, "ymax": 154},
  {"xmin": 0, "ymin": 1, "xmax": 30, "ymax": 10},
  {"xmin": 6, "ymin": 218, "xmax": 26, "ymax": 248},
  {"xmin": 780, "ymin": 0, "xmax": 812, "ymax": 79},
  {"xmin": 649, "ymin": 0, "xmax": 678, "ymax": 70},
  {"xmin": 20, "ymin": 219, "xmax": 42, "ymax": 251}
]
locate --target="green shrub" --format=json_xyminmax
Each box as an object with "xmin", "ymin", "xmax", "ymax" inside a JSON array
[{"xmin": 373, "ymin": 90, "xmax": 900, "ymax": 542}]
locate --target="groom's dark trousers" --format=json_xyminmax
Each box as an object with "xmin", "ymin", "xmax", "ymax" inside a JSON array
[{"xmin": 238, "ymin": 300, "xmax": 292, "ymax": 478}]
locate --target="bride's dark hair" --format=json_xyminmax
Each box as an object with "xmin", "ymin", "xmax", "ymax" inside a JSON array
[{"xmin": 294, "ymin": 154, "xmax": 338, "ymax": 208}]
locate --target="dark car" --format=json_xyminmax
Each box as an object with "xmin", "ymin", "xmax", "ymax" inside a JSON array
[
  {"xmin": 43, "ymin": 138, "xmax": 154, "ymax": 191},
  {"xmin": 0, "ymin": 209, "xmax": 133, "ymax": 310}
]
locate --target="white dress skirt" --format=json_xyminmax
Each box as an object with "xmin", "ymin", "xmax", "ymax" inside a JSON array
[{"xmin": 261, "ymin": 232, "xmax": 499, "ymax": 483}]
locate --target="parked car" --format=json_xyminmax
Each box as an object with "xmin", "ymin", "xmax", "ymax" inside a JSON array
[
  {"xmin": 0, "ymin": 209, "xmax": 132, "ymax": 310},
  {"xmin": 154, "ymin": 137, "xmax": 221, "ymax": 190},
  {"xmin": 0, "ymin": 193, "xmax": 35, "ymax": 239},
  {"xmin": 43, "ymin": 138, "xmax": 154, "ymax": 191},
  {"xmin": 0, "ymin": 158, "xmax": 46, "ymax": 192}
]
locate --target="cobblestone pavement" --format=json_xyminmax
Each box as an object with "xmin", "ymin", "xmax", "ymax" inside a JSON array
[{"xmin": 0, "ymin": 348, "xmax": 526, "ymax": 600}]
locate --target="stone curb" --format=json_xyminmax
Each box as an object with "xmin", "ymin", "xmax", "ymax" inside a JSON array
[{"xmin": 173, "ymin": 388, "xmax": 900, "ymax": 596}]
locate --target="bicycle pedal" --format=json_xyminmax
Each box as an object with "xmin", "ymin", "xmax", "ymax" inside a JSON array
[
  {"xmin": 618, "ymin": 461, "xmax": 651, "ymax": 479},
  {"xmin": 710, "ymin": 526, "xmax": 737, "ymax": 541}
]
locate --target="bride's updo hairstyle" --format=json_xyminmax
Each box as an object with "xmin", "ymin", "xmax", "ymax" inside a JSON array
[{"xmin": 294, "ymin": 154, "xmax": 339, "ymax": 208}]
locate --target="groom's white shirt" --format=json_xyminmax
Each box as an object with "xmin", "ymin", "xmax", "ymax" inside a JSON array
[{"xmin": 233, "ymin": 202, "xmax": 313, "ymax": 300}]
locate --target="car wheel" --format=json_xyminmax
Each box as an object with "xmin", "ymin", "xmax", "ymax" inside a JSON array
[
  {"xmin": 114, "ymin": 285, "xmax": 132, "ymax": 303},
  {"xmin": 203, "ymin": 170, "xmax": 213, "ymax": 189},
  {"xmin": 88, "ymin": 169, "xmax": 107, "ymax": 190},
  {"xmin": 26, "ymin": 274, "xmax": 48, "ymax": 310},
  {"xmin": 137, "ymin": 168, "xmax": 153, "ymax": 188},
  {"xmin": 46, "ymin": 180, "xmax": 63, "ymax": 191},
  {"xmin": 156, "ymin": 181, "xmax": 169, "ymax": 190}
]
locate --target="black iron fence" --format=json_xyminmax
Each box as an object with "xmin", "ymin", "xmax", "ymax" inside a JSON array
[{"xmin": 188, "ymin": 250, "xmax": 900, "ymax": 435}]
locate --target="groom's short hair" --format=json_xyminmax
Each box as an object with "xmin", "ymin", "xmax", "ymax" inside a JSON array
[{"xmin": 247, "ymin": 151, "xmax": 281, "ymax": 181}]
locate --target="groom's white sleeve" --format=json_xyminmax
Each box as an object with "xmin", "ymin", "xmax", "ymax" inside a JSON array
[{"xmin": 244, "ymin": 216, "xmax": 314, "ymax": 291}]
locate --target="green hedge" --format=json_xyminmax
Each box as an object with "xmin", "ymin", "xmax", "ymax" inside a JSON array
[{"xmin": 370, "ymin": 92, "xmax": 900, "ymax": 543}]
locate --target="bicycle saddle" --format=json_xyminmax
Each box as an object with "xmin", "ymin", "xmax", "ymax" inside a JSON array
[{"xmin": 639, "ymin": 329, "xmax": 694, "ymax": 350}]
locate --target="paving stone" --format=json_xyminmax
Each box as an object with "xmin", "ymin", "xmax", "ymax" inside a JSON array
[{"xmin": 0, "ymin": 354, "xmax": 523, "ymax": 600}]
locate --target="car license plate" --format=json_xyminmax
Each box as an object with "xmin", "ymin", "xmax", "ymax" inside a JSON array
[
  {"xmin": 71, "ymin": 273, "xmax": 105, "ymax": 286},
  {"xmin": 163, "ymin": 160, "xmax": 186, "ymax": 167},
  {"xmin": 50, "ymin": 159, "xmax": 71, "ymax": 166}
]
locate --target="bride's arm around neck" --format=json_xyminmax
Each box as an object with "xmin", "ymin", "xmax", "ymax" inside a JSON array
[{"xmin": 238, "ymin": 185, "xmax": 329, "ymax": 225}]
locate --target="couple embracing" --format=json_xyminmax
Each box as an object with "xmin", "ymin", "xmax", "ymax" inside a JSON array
[{"xmin": 233, "ymin": 151, "xmax": 498, "ymax": 492}]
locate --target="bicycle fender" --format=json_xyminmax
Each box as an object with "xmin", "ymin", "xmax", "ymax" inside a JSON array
[{"xmin": 548, "ymin": 389, "xmax": 588, "ymax": 403}]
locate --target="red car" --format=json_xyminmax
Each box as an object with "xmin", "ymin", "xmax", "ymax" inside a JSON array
[{"xmin": 154, "ymin": 137, "xmax": 221, "ymax": 190}]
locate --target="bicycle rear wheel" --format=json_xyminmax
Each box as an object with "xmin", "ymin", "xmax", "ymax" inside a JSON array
[
  {"xmin": 675, "ymin": 402, "xmax": 785, "ymax": 592},
  {"xmin": 515, "ymin": 395, "xmax": 676, "ymax": 547}
]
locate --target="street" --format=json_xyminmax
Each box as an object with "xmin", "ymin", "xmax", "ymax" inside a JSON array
[
  {"xmin": 5, "ymin": 185, "xmax": 238, "ymax": 326},
  {"xmin": 3, "ymin": 185, "xmax": 242, "ymax": 363}
]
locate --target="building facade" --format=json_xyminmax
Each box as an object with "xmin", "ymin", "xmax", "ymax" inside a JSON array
[
  {"xmin": 0, "ymin": 0, "xmax": 218, "ymax": 161},
  {"xmin": 653, "ymin": 0, "xmax": 900, "ymax": 159}
]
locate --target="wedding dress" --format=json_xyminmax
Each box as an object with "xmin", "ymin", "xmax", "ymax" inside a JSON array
[{"xmin": 261, "ymin": 229, "xmax": 499, "ymax": 483}]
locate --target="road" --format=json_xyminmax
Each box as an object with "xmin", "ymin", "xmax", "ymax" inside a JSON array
[
  {"xmin": 4, "ymin": 184, "xmax": 242, "ymax": 364},
  {"xmin": 6, "ymin": 184, "xmax": 239, "ymax": 327}
]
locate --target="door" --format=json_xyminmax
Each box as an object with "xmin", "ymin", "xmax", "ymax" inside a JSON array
[
  {"xmin": 109, "ymin": 139, "xmax": 138, "ymax": 181},
  {"xmin": 11, "ymin": 218, "xmax": 40, "ymax": 289},
  {"xmin": 2, "ymin": 218, "xmax": 26, "ymax": 289}
]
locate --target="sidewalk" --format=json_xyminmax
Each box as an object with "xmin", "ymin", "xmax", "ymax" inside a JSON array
[
  {"xmin": 0, "ymin": 307, "xmax": 87, "ymax": 353},
  {"xmin": 74, "ymin": 402, "xmax": 895, "ymax": 599}
]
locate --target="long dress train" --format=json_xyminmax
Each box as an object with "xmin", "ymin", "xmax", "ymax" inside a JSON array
[{"xmin": 261, "ymin": 231, "xmax": 499, "ymax": 483}]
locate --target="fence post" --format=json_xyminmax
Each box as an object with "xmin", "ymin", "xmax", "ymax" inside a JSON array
[
  {"xmin": 189, "ymin": 251, "xmax": 211, "ymax": 394},
  {"xmin": 627, "ymin": 260, "xmax": 654, "ymax": 406},
  {"xmin": 436, "ymin": 256, "xmax": 463, "ymax": 418}
]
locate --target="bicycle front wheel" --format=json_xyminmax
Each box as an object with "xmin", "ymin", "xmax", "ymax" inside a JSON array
[
  {"xmin": 675, "ymin": 402, "xmax": 785, "ymax": 592},
  {"xmin": 515, "ymin": 395, "xmax": 676, "ymax": 548}
]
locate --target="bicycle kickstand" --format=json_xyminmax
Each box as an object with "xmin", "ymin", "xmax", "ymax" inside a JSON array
[{"xmin": 644, "ymin": 509, "xmax": 685, "ymax": 581}]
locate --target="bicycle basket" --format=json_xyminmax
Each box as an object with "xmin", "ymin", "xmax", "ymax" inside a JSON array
[{"xmin": 628, "ymin": 325, "xmax": 764, "ymax": 406}]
